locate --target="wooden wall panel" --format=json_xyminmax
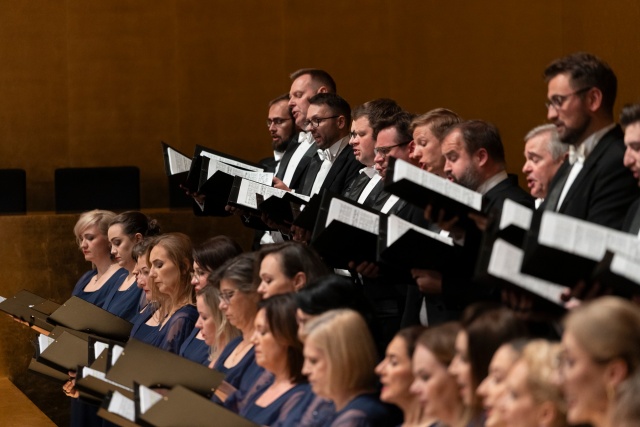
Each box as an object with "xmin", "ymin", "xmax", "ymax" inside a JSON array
[{"xmin": 0, "ymin": 1, "xmax": 639, "ymax": 211}]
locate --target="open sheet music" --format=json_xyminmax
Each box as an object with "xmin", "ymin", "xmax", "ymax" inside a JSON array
[
  {"xmin": 326, "ymin": 198, "xmax": 379, "ymax": 234},
  {"xmin": 234, "ymin": 179, "xmax": 289, "ymax": 209},
  {"xmin": 386, "ymin": 214, "xmax": 453, "ymax": 248},
  {"xmin": 107, "ymin": 391, "xmax": 136, "ymax": 422},
  {"xmin": 538, "ymin": 211, "xmax": 640, "ymax": 261},
  {"xmin": 165, "ymin": 146, "xmax": 192, "ymax": 175},
  {"xmin": 499, "ymin": 199, "xmax": 533, "ymax": 231},
  {"xmin": 138, "ymin": 384, "xmax": 164, "ymax": 414},
  {"xmin": 82, "ymin": 367, "xmax": 133, "ymax": 392},
  {"xmin": 205, "ymin": 158, "xmax": 273, "ymax": 185},
  {"xmin": 200, "ymin": 151, "xmax": 263, "ymax": 172},
  {"xmin": 489, "ymin": 239, "xmax": 569, "ymax": 305}
]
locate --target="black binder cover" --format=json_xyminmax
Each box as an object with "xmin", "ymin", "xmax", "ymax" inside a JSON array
[
  {"xmin": 520, "ymin": 214, "xmax": 594, "ymax": 287},
  {"xmin": 258, "ymin": 192, "xmax": 309, "ymax": 225},
  {"xmin": 378, "ymin": 216, "xmax": 456, "ymax": 270},
  {"xmin": 592, "ymin": 251, "xmax": 640, "ymax": 297},
  {"xmin": 48, "ymin": 296, "xmax": 132, "ymax": 342},
  {"xmin": 0, "ymin": 289, "xmax": 57, "ymax": 332},
  {"xmin": 28, "ymin": 358, "xmax": 70, "ymax": 382},
  {"xmin": 106, "ymin": 339, "xmax": 224, "ymax": 398},
  {"xmin": 37, "ymin": 330, "xmax": 89, "ymax": 373},
  {"xmin": 310, "ymin": 193, "xmax": 379, "ymax": 269},
  {"xmin": 292, "ymin": 193, "xmax": 323, "ymax": 230},
  {"xmin": 138, "ymin": 385, "xmax": 260, "ymax": 427},
  {"xmin": 384, "ymin": 157, "xmax": 484, "ymax": 224}
]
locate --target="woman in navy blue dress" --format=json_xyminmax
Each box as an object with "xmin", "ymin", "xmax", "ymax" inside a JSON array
[
  {"xmin": 256, "ymin": 241, "xmax": 328, "ymax": 299},
  {"xmin": 227, "ymin": 294, "xmax": 309, "ymax": 426},
  {"xmin": 104, "ymin": 211, "xmax": 161, "ymax": 321},
  {"xmin": 212, "ymin": 253, "xmax": 262, "ymax": 402},
  {"xmin": 129, "ymin": 239, "xmax": 158, "ymax": 341},
  {"xmin": 179, "ymin": 236, "xmax": 243, "ymax": 364},
  {"xmin": 301, "ymin": 309, "xmax": 392, "ymax": 427},
  {"xmin": 71, "ymin": 210, "xmax": 126, "ymax": 306},
  {"xmin": 141, "ymin": 233, "xmax": 198, "ymax": 354}
]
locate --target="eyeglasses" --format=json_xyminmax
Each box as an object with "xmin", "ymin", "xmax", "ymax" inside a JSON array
[
  {"xmin": 219, "ymin": 290, "xmax": 236, "ymax": 304},
  {"xmin": 545, "ymin": 87, "xmax": 592, "ymax": 111},
  {"xmin": 374, "ymin": 141, "xmax": 410, "ymax": 158},
  {"xmin": 303, "ymin": 115, "xmax": 340, "ymax": 129},
  {"xmin": 266, "ymin": 118, "xmax": 292, "ymax": 127}
]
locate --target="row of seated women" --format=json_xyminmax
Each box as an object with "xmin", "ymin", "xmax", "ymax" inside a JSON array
[{"xmin": 62, "ymin": 209, "xmax": 640, "ymax": 427}]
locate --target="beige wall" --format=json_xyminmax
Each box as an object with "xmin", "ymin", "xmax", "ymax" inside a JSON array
[{"xmin": 1, "ymin": 0, "xmax": 640, "ymax": 211}]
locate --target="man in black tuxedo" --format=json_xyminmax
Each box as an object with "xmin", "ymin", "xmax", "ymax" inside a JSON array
[
  {"xmin": 541, "ymin": 52, "xmax": 639, "ymax": 229},
  {"xmin": 620, "ymin": 103, "xmax": 640, "ymax": 234},
  {"xmin": 259, "ymin": 94, "xmax": 297, "ymax": 173}
]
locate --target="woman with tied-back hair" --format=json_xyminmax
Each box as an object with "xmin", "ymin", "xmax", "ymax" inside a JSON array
[
  {"xmin": 212, "ymin": 253, "xmax": 263, "ymax": 402},
  {"xmin": 226, "ymin": 294, "xmax": 310, "ymax": 426},
  {"xmin": 376, "ymin": 326, "xmax": 435, "ymax": 427},
  {"xmin": 129, "ymin": 238, "xmax": 160, "ymax": 340},
  {"xmin": 71, "ymin": 210, "xmax": 127, "ymax": 306},
  {"xmin": 138, "ymin": 233, "xmax": 198, "ymax": 354},
  {"xmin": 448, "ymin": 304, "xmax": 528, "ymax": 427},
  {"xmin": 182, "ymin": 284, "xmax": 240, "ymax": 366},
  {"xmin": 559, "ymin": 296, "xmax": 640, "ymax": 427},
  {"xmin": 410, "ymin": 322, "xmax": 464, "ymax": 427},
  {"xmin": 179, "ymin": 236, "xmax": 243, "ymax": 364},
  {"xmin": 191, "ymin": 235, "xmax": 243, "ymax": 293},
  {"xmin": 497, "ymin": 339, "xmax": 567, "ymax": 427},
  {"xmin": 301, "ymin": 309, "xmax": 392, "ymax": 427},
  {"xmin": 477, "ymin": 339, "xmax": 528, "ymax": 427},
  {"xmin": 256, "ymin": 241, "xmax": 329, "ymax": 299},
  {"xmin": 104, "ymin": 211, "xmax": 161, "ymax": 321}
]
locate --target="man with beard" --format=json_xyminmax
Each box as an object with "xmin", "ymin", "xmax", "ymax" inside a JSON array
[
  {"xmin": 541, "ymin": 52, "xmax": 638, "ymax": 229},
  {"xmin": 442, "ymin": 120, "xmax": 533, "ymax": 213},
  {"xmin": 260, "ymin": 94, "xmax": 297, "ymax": 173}
]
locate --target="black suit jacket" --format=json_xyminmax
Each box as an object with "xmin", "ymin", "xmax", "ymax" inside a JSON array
[
  {"xmin": 623, "ymin": 198, "xmax": 640, "ymax": 234},
  {"xmin": 542, "ymin": 125, "xmax": 639, "ymax": 230}
]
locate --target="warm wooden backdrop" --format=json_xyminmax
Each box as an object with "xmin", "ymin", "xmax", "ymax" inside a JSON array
[{"xmin": 1, "ymin": 0, "xmax": 640, "ymax": 211}]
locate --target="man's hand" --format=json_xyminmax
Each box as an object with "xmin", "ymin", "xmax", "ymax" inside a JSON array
[
  {"xmin": 348, "ymin": 261, "xmax": 380, "ymax": 279},
  {"xmin": 410, "ymin": 269, "xmax": 442, "ymax": 294},
  {"xmin": 273, "ymin": 177, "xmax": 292, "ymax": 192}
]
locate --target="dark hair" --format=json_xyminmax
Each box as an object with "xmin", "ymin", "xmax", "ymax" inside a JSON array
[
  {"xmin": 352, "ymin": 99, "xmax": 403, "ymax": 133},
  {"xmin": 295, "ymin": 275, "xmax": 374, "ymax": 321},
  {"xmin": 210, "ymin": 252, "xmax": 257, "ymax": 293},
  {"xmin": 308, "ymin": 93, "xmax": 351, "ymax": 124},
  {"xmin": 395, "ymin": 325, "xmax": 428, "ymax": 358},
  {"xmin": 416, "ymin": 321, "xmax": 460, "ymax": 366},
  {"xmin": 620, "ymin": 103, "xmax": 640, "ymax": 130},
  {"xmin": 289, "ymin": 68, "xmax": 337, "ymax": 94},
  {"xmin": 445, "ymin": 120, "xmax": 506, "ymax": 166},
  {"xmin": 269, "ymin": 93, "xmax": 290, "ymax": 107},
  {"xmin": 462, "ymin": 305, "xmax": 528, "ymax": 413},
  {"xmin": 259, "ymin": 294, "xmax": 306, "ymax": 383},
  {"xmin": 372, "ymin": 110, "xmax": 414, "ymax": 143},
  {"xmin": 132, "ymin": 237, "xmax": 155, "ymax": 262},
  {"xmin": 543, "ymin": 52, "xmax": 617, "ymax": 115},
  {"xmin": 410, "ymin": 108, "xmax": 462, "ymax": 141},
  {"xmin": 109, "ymin": 211, "xmax": 161, "ymax": 237},
  {"xmin": 193, "ymin": 236, "xmax": 243, "ymax": 274},
  {"xmin": 256, "ymin": 242, "xmax": 329, "ymax": 286}
]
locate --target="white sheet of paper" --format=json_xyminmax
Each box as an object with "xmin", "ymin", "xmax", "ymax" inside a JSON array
[
  {"xmin": 138, "ymin": 384, "xmax": 164, "ymax": 415},
  {"xmin": 499, "ymin": 199, "xmax": 533, "ymax": 230},
  {"xmin": 108, "ymin": 391, "xmax": 135, "ymax": 421},
  {"xmin": 82, "ymin": 367, "xmax": 133, "ymax": 391},
  {"xmin": 234, "ymin": 179, "xmax": 287, "ymax": 209},
  {"xmin": 392, "ymin": 158, "xmax": 482, "ymax": 211},
  {"xmin": 93, "ymin": 341, "xmax": 110, "ymax": 361},
  {"xmin": 488, "ymin": 239, "xmax": 569, "ymax": 304},
  {"xmin": 111, "ymin": 345, "xmax": 125, "ymax": 367},
  {"xmin": 610, "ymin": 253, "xmax": 640, "ymax": 286},
  {"xmin": 0, "ymin": 296, "xmax": 6, "ymax": 303},
  {"xmin": 326, "ymin": 198, "xmax": 379, "ymax": 234},
  {"xmin": 539, "ymin": 211, "xmax": 640, "ymax": 261},
  {"xmin": 166, "ymin": 147, "xmax": 192, "ymax": 175},
  {"xmin": 387, "ymin": 214, "xmax": 453, "ymax": 247},
  {"xmin": 200, "ymin": 151, "xmax": 263, "ymax": 172},
  {"xmin": 205, "ymin": 159, "xmax": 273, "ymax": 185},
  {"xmin": 38, "ymin": 334, "xmax": 55, "ymax": 353}
]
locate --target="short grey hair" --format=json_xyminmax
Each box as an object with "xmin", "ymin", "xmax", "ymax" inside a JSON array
[{"xmin": 524, "ymin": 124, "xmax": 568, "ymax": 162}]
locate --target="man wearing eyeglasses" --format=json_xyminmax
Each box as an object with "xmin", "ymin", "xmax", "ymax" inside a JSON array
[
  {"xmin": 260, "ymin": 94, "xmax": 297, "ymax": 174},
  {"xmin": 541, "ymin": 52, "xmax": 638, "ymax": 229}
]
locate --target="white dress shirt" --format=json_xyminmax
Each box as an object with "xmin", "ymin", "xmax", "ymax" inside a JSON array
[{"xmin": 309, "ymin": 136, "xmax": 349, "ymax": 196}]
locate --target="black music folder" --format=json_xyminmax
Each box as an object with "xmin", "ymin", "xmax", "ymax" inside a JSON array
[
  {"xmin": 137, "ymin": 385, "xmax": 260, "ymax": 427},
  {"xmin": 98, "ymin": 391, "xmax": 140, "ymax": 427},
  {"xmin": 311, "ymin": 193, "xmax": 380, "ymax": 269},
  {"xmin": 592, "ymin": 251, "xmax": 640, "ymax": 297},
  {"xmin": 161, "ymin": 141, "xmax": 192, "ymax": 177},
  {"xmin": 257, "ymin": 189, "xmax": 310, "ymax": 225},
  {"xmin": 0, "ymin": 289, "xmax": 58, "ymax": 332},
  {"xmin": 36, "ymin": 329, "xmax": 89, "ymax": 373},
  {"xmin": 492, "ymin": 199, "xmax": 534, "ymax": 247},
  {"xmin": 292, "ymin": 192, "xmax": 323, "ymax": 230},
  {"xmin": 384, "ymin": 157, "xmax": 484, "ymax": 224},
  {"xmin": 106, "ymin": 339, "xmax": 224, "ymax": 398},
  {"xmin": 48, "ymin": 296, "xmax": 132, "ymax": 342},
  {"xmin": 521, "ymin": 211, "xmax": 640, "ymax": 286},
  {"xmin": 378, "ymin": 214, "xmax": 456, "ymax": 270}
]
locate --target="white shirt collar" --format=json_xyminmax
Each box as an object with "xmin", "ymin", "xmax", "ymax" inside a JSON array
[
  {"xmin": 477, "ymin": 170, "xmax": 508, "ymax": 195},
  {"xmin": 359, "ymin": 165, "xmax": 376, "ymax": 178},
  {"xmin": 569, "ymin": 123, "xmax": 616, "ymax": 164},
  {"xmin": 273, "ymin": 150, "xmax": 285, "ymax": 162}
]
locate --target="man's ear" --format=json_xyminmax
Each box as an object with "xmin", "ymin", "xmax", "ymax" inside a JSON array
[
  {"xmin": 475, "ymin": 147, "xmax": 489, "ymax": 167},
  {"xmin": 585, "ymin": 87, "xmax": 603, "ymax": 113},
  {"xmin": 408, "ymin": 140, "xmax": 416, "ymax": 156},
  {"xmin": 337, "ymin": 115, "xmax": 346, "ymax": 130},
  {"xmin": 316, "ymin": 86, "xmax": 329, "ymax": 94}
]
